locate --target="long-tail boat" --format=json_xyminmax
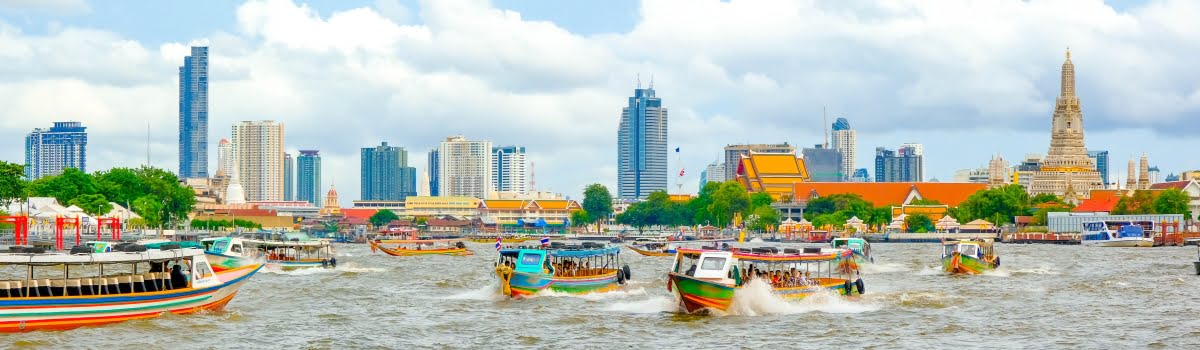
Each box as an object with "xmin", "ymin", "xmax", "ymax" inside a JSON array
[
  {"xmin": 203, "ymin": 236, "xmax": 337, "ymax": 271},
  {"xmin": 468, "ymin": 235, "xmax": 532, "ymax": 244},
  {"xmin": 494, "ymin": 243, "xmax": 631, "ymax": 298},
  {"xmin": 941, "ymin": 239, "xmax": 999, "ymax": 274},
  {"xmin": 0, "ymin": 244, "xmax": 262, "ymax": 332},
  {"xmin": 368, "ymin": 239, "xmax": 474, "ymax": 256},
  {"xmin": 667, "ymin": 247, "xmax": 864, "ymax": 314}
]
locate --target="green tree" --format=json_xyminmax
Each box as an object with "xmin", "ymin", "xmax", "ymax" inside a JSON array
[
  {"xmin": 369, "ymin": 209, "xmax": 399, "ymax": 228},
  {"xmin": 905, "ymin": 213, "xmax": 934, "ymax": 233},
  {"xmin": 94, "ymin": 168, "xmax": 148, "ymax": 205},
  {"xmin": 953, "ymin": 184, "xmax": 1030, "ymax": 224},
  {"xmin": 1030, "ymin": 193, "xmax": 1061, "ymax": 205},
  {"xmin": 745, "ymin": 205, "xmax": 781, "ymax": 232},
  {"xmin": 616, "ymin": 203, "xmax": 649, "ymax": 233},
  {"xmin": 69, "ymin": 193, "xmax": 113, "ymax": 217},
  {"xmin": 133, "ymin": 167, "xmax": 195, "ymax": 226},
  {"xmin": 709, "ymin": 181, "xmax": 750, "ymax": 228},
  {"xmin": 750, "ymin": 192, "xmax": 773, "ymax": 209},
  {"xmin": 132, "ymin": 195, "xmax": 165, "ymax": 228},
  {"xmin": 582, "ymin": 184, "xmax": 613, "ymax": 233},
  {"xmin": 909, "ymin": 198, "xmax": 943, "ymax": 205},
  {"xmin": 1113, "ymin": 190, "xmax": 1156, "ymax": 215},
  {"xmin": 569, "ymin": 210, "xmax": 590, "ymax": 228},
  {"xmin": 1153, "ymin": 189, "xmax": 1191, "ymax": 220},
  {"xmin": 27, "ymin": 168, "xmax": 100, "ymax": 204},
  {"xmin": 0, "ymin": 161, "xmax": 27, "ymax": 207}
]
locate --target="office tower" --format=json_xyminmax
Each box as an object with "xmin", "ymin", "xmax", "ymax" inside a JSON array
[
  {"xmin": 438, "ymin": 136, "xmax": 493, "ymax": 198},
  {"xmin": 362, "ymin": 142, "xmax": 416, "ymax": 200},
  {"xmin": 492, "ymin": 146, "xmax": 527, "ymax": 194},
  {"xmin": 297, "ymin": 150, "xmax": 322, "ymax": 206},
  {"xmin": 178, "ymin": 46, "xmax": 209, "ymax": 179},
  {"xmin": 618, "ymin": 83, "xmax": 668, "ymax": 200},
  {"xmin": 230, "ymin": 121, "xmax": 285, "ymax": 201},
  {"xmin": 428, "ymin": 149, "xmax": 440, "ymax": 196},
  {"xmin": 283, "ymin": 152, "xmax": 294, "ymax": 201},
  {"xmin": 25, "ymin": 121, "xmax": 88, "ymax": 179},
  {"xmin": 802, "ymin": 145, "xmax": 843, "ymax": 182},
  {"xmin": 831, "ymin": 118, "xmax": 856, "ymax": 181}
]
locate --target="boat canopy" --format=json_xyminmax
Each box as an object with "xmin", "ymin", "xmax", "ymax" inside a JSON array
[
  {"xmin": 0, "ymin": 248, "xmax": 205, "ymax": 266},
  {"xmin": 676, "ymin": 248, "xmax": 849, "ymax": 262},
  {"xmin": 499, "ymin": 246, "xmax": 619, "ymax": 258}
]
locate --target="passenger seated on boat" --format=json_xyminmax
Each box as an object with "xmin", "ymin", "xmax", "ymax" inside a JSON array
[
  {"xmin": 170, "ymin": 264, "xmax": 187, "ymax": 289},
  {"xmin": 685, "ymin": 264, "xmax": 697, "ymax": 277}
]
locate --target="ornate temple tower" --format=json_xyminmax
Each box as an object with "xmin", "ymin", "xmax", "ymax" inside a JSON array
[
  {"xmin": 1029, "ymin": 49, "xmax": 1104, "ymax": 202},
  {"xmin": 1126, "ymin": 159, "xmax": 1137, "ymax": 190},
  {"xmin": 988, "ymin": 154, "xmax": 1008, "ymax": 188},
  {"xmin": 1138, "ymin": 154, "xmax": 1150, "ymax": 190}
]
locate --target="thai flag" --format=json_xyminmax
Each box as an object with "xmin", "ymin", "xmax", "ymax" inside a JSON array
[
  {"xmin": 495, "ymin": 236, "xmax": 502, "ymax": 251},
  {"xmin": 541, "ymin": 236, "xmax": 550, "ymax": 247}
]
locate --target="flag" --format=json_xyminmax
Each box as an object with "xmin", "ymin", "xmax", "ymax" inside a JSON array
[
  {"xmin": 679, "ymin": 168, "xmax": 685, "ymax": 177},
  {"xmin": 675, "ymin": 147, "xmax": 680, "ymax": 153},
  {"xmin": 495, "ymin": 236, "xmax": 502, "ymax": 251},
  {"xmin": 541, "ymin": 236, "xmax": 550, "ymax": 247}
]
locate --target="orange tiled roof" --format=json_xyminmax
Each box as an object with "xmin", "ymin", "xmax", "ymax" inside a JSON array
[
  {"xmin": 482, "ymin": 200, "xmax": 527, "ymax": 209},
  {"xmin": 738, "ymin": 152, "xmax": 809, "ymax": 200},
  {"xmin": 1149, "ymin": 181, "xmax": 1195, "ymax": 190},
  {"xmin": 792, "ymin": 182, "xmax": 986, "ymax": 207},
  {"xmin": 1073, "ymin": 196, "xmax": 1119, "ymax": 213},
  {"xmin": 341, "ymin": 208, "xmax": 378, "ymax": 220}
]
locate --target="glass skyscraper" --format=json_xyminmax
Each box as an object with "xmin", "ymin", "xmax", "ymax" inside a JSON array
[
  {"xmin": 427, "ymin": 149, "xmax": 440, "ymax": 196},
  {"xmin": 25, "ymin": 121, "xmax": 88, "ymax": 179},
  {"xmin": 618, "ymin": 84, "xmax": 668, "ymax": 200},
  {"xmin": 362, "ymin": 142, "xmax": 416, "ymax": 201},
  {"xmin": 1087, "ymin": 150, "xmax": 1110, "ymax": 186},
  {"xmin": 283, "ymin": 152, "xmax": 294, "ymax": 201},
  {"xmin": 178, "ymin": 46, "xmax": 209, "ymax": 179},
  {"xmin": 297, "ymin": 150, "xmax": 322, "ymax": 206}
]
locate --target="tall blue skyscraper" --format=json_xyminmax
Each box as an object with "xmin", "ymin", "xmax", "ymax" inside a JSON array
[
  {"xmin": 178, "ymin": 46, "xmax": 209, "ymax": 179},
  {"xmin": 427, "ymin": 149, "xmax": 440, "ymax": 196},
  {"xmin": 1087, "ymin": 150, "xmax": 1110, "ymax": 186},
  {"xmin": 618, "ymin": 83, "xmax": 668, "ymax": 200},
  {"xmin": 25, "ymin": 122, "xmax": 88, "ymax": 179},
  {"xmin": 297, "ymin": 150, "xmax": 322, "ymax": 206},
  {"xmin": 362, "ymin": 142, "xmax": 416, "ymax": 201}
]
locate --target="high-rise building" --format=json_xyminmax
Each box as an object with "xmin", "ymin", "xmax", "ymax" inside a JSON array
[
  {"xmin": 283, "ymin": 152, "xmax": 294, "ymax": 201},
  {"xmin": 1087, "ymin": 150, "xmax": 1110, "ymax": 187},
  {"xmin": 492, "ymin": 146, "xmax": 527, "ymax": 194},
  {"xmin": 700, "ymin": 161, "xmax": 725, "ymax": 190},
  {"xmin": 438, "ymin": 136, "xmax": 493, "ymax": 199},
  {"xmin": 831, "ymin": 118, "xmax": 856, "ymax": 181},
  {"xmin": 723, "ymin": 143, "xmax": 794, "ymax": 181},
  {"xmin": 217, "ymin": 138, "xmax": 233, "ymax": 177},
  {"xmin": 874, "ymin": 146, "xmax": 923, "ymax": 182},
  {"xmin": 428, "ymin": 149, "xmax": 440, "ymax": 196},
  {"xmin": 230, "ymin": 121, "xmax": 284, "ymax": 201},
  {"xmin": 802, "ymin": 145, "xmax": 842, "ymax": 182},
  {"xmin": 297, "ymin": 150, "xmax": 322, "ymax": 206},
  {"xmin": 953, "ymin": 168, "xmax": 990, "ymax": 184},
  {"xmin": 852, "ymin": 168, "xmax": 870, "ymax": 182},
  {"xmin": 618, "ymin": 84, "xmax": 668, "ymax": 200},
  {"xmin": 1029, "ymin": 49, "xmax": 1103, "ymax": 200},
  {"xmin": 25, "ymin": 121, "xmax": 88, "ymax": 180},
  {"xmin": 178, "ymin": 46, "xmax": 209, "ymax": 179},
  {"xmin": 899, "ymin": 143, "xmax": 924, "ymax": 181},
  {"xmin": 361, "ymin": 142, "xmax": 416, "ymax": 201},
  {"xmin": 1148, "ymin": 165, "xmax": 1161, "ymax": 185}
]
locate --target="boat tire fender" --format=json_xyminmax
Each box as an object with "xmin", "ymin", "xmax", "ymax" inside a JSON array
[
  {"xmin": 843, "ymin": 280, "xmax": 853, "ymax": 296},
  {"xmin": 617, "ymin": 269, "xmax": 627, "ymax": 285},
  {"xmin": 855, "ymin": 278, "xmax": 865, "ymax": 295},
  {"xmin": 623, "ymin": 264, "xmax": 632, "ymax": 281},
  {"xmin": 330, "ymin": 257, "xmax": 337, "ymax": 268},
  {"xmin": 994, "ymin": 256, "xmax": 1000, "ymax": 268}
]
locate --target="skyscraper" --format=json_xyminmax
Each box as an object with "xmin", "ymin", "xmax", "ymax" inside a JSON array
[
  {"xmin": 492, "ymin": 146, "xmax": 527, "ymax": 194},
  {"xmin": 852, "ymin": 168, "xmax": 870, "ymax": 182},
  {"xmin": 1029, "ymin": 49, "xmax": 1103, "ymax": 200},
  {"xmin": 1087, "ymin": 150, "xmax": 1109, "ymax": 186},
  {"xmin": 802, "ymin": 145, "xmax": 843, "ymax": 182},
  {"xmin": 25, "ymin": 121, "xmax": 88, "ymax": 179},
  {"xmin": 297, "ymin": 150, "xmax": 322, "ymax": 206},
  {"xmin": 230, "ymin": 121, "xmax": 284, "ymax": 201},
  {"xmin": 428, "ymin": 149, "xmax": 440, "ymax": 196},
  {"xmin": 438, "ymin": 136, "xmax": 493, "ymax": 199},
  {"xmin": 283, "ymin": 152, "xmax": 294, "ymax": 201},
  {"xmin": 874, "ymin": 146, "xmax": 923, "ymax": 182},
  {"xmin": 178, "ymin": 46, "xmax": 209, "ymax": 179},
  {"xmin": 900, "ymin": 143, "xmax": 924, "ymax": 181},
  {"xmin": 361, "ymin": 142, "xmax": 416, "ymax": 201},
  {"xmin": 700, "ymin": 161, "xmax": 725, "ymax": 191},
  {"xmin": 217, "ymin": 138, "xmax": 233, "ymax": 177},
  {"xmin": 723, "ymin": 143, "xmax": 794, "ymax": 181},
  {"xmin": 618, "ymin": 83, "xmax": 668, "ymax": 200},
  {"xmin": 831, "ymin": 117, "xmax": 856, "ymax": 181}
]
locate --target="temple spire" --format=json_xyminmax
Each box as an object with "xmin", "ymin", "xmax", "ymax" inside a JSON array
[{"xmin": 1061, "ymin": 48, "xmax": 1075, "ymax": 97}]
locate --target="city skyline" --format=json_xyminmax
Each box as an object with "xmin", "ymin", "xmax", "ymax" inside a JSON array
[{"xmin": 1, "ymin": 0, "xmax": 1197, "ymax": 201}]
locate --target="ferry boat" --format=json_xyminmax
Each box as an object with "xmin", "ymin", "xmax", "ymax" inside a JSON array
[
  {"xmin": 831, "ymin": 237, "xmax": 873, "ymax": 264},
  {"xmin": 941, "ymin": 239, "xmax": 999, "ymax": 274},
  {"xmin": 667, "ymin": 247, "xmax": 864, "ymax": 314},
  {"xmin": 1081, "ymin": 221, "xmax": 1154, "ymax": 247},
  {"xmin": 468, "ymin": 235, "xmax": 533, "ymax": 244},
  {"xmin": 368, "ymin": 239, "xmax": 473, "ymax": 256},
  {"xmin": 0, "ymin": 244, "xmax": 262, "ymax": 332},
  {"xmin": 627, "ymin": 240, "xmax": 732, "ymax": 257},
  {"xmin": 494, "ymin": 243, "xmax": 631, "ymax": 298},
  {"xmin": 202, "ymin": 236, "xmax": 337, "ymax": 271}
]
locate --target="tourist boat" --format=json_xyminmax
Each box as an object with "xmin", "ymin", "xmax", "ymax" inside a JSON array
[
  {"xmin": 1081, "ymin": 221, "xmax": 1154, "ymax": 247},
  {"xmin": 831, "ymin": 237, "xmax": 873, "ymax": 264},
  {"xmin": 494, "ymin": 243, "xmax": 631, "ymax": 298},
  {"xmin": 941, "ymin": 239, "xmax": 999, "ymax": 275},
  {"xmin": 469, "ymin": 235, "xmax": 532, "ymax": 244},
  {"xmin": 202, "ymin": 236, "xmax": 337, "ymax": 271},
  {"xmin": 368, "ymin": 239, "xmax": 473, "ymax": 256},
  {"xmin": 0, "ymin": 244, "xmax": 262, "ymax": 332},
  {"xmin": 627, "ymin": 239, "xmax": 732, "ymax": 257},
  {"xmin": 667, "ymin": 247, "xmax": 864, "ymax": 314}
]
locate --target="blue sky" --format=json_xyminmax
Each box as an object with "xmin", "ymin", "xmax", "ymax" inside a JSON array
[{"xmin": 1, "ymin": 0, "xmax": 1197, "ymax": 202}]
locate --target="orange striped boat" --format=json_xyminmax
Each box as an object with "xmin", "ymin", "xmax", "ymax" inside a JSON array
[{"xmin": 368, "ymin": 239, "xmax": 474, "ymax": 256}]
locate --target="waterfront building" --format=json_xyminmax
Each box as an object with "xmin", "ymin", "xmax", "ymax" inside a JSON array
[
  {"xmin": 700, "ymin": 161, "xmax": 725, "ymax": 191},
  {"xmin": 802, "ymin": 145, "xmax": 842, "ymax": 182},
  {"xmin": 24, "ymin": 121, "xmax": 88, "ymax": 180},
  {"xmin": 793, "ymin": 182, "xmax": 986, "ymax": 208},
  {"xmin": 178, "ymin": 46, "xmax": 209, "ymax": 179},
  {"xmin": 478, "ymin": 199, "xmax": 582, "ymax": 233},
  {"xmin": 362, "ymin": 142, "xmax": 416, "ymax": 201},
  {"xmin": 736, "ymin": 152, "xmax": 809, "ymax": 201},
  {"xmin": 297, "ymin": 150, "xmax": 321, "ymax": 206},
  {"xmin": 1029, "ymin": 49, "xmax": 1104, "ymax": 200},
  {"xmin": 428, "ymin": 149, "xmax": 440, "ymax": 196},
  {"xmin": 283, "ymin": 153, "xmax": 294, "ymax": 201},
  {"xmin": 231, "ymin": 121, "xmax": 284, "ymax": 201},
  {"xmin": 438, "ymin": 136, "xmax": 493, "ymax": 199},
  {"xmin": 1150, "ymin": 180, "xmax": 1200, "ymax": 220},
  {"xmin": 618, "ymin": 83, "xmax": 668, "ymax": 200},
  {"xmin": 831, "ymin": 118, "xmax": 856, "ymax": 181},
  {"xmin": 492, "ymin": 146, "xmax": 527, "ymax": 194},
  {"xmin": 723, "ymin": 143, "xmax": 794, "ymax": 181},
  {"xmin": 404, "ymin": 196, "xmax": 482, "ymax": 218},
  {"xmin": 874, "ymin": 145, "xmax": 923, "ymax": 182},
  {"xmin": 1087, "ymin": 150, "xmax": 1110, "ymax": 186}
]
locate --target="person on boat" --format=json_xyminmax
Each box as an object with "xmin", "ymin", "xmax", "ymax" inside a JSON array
[
  {"xmin": 169, "ymin": 264, "xmax": 187, "ymax": 289},
  {"xmin": 685, "ymin": 264, "xmax": 697, "ymax": 277}
]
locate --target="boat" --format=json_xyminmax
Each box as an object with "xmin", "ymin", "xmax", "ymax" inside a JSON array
[
  {"xmin": 469, "ymin": 235, "xmax": 533, "ymax": 244},
  {"xmin": 202, "ymin": 236, "xmax": 337, "ymax": 271},
  {"xmin": 494, "ymin": 242, "xmax": 631, "ymax": 298},
  {"xmin": 627, "ymin": 239, "xmax": 732, "ymax": 257},
  {"xmin": 1081, "ymin": 221, "xmax": 1154, "ymax": 247},
  {"xmin": 368, "ymin": 239, "xmax": 474, "ymax": 256},
  {"xmin": 941, "ymin": 239, "xmax": 999, "ymax": 274},
  {"xmin": 0, "ymin": 243, "xmax": 262, "ymax": 332},
  {"xmin": 667, "ymin": 246, "xmax": 864, "ymax": 314},
  {"xmin": 831, "ymin": 237, "xmax": 873, "ymax": 264}
]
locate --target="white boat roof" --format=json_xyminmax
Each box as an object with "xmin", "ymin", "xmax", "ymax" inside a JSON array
[
  {"xmin": 240, "ymin": 238, "xmax": 331, "ymax": 247},
  {"xmin": 0, "ymin": 248, "xmax": 205, "ymax": 265}
]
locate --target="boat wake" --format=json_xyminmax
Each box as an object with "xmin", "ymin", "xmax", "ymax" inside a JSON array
[
  {"xmin": 722, "ymin": 280, "xmax": 880, "ymax": 316},
  {"xmin": 915, "ymin": 266, "xmax": 945, "ymax": 276},
  {"xmin": 861, "ymin": 262, "xmax": 910, "ymax": 274},
  {"xmin": 443, "ymin": 283, "xmax": 506, "ymax": 301},
  {"xmin": 604, "ymin": 296, "xmax": 677, "ymax": 314},
  {"xmin": 260, "ymin": 262, "xmax": 385, "ymax": 276},
  {"xmin": 537, "ymin": 287, "xmax": 648, "ymax": 301}
]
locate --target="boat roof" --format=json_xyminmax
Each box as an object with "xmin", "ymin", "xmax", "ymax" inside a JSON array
[
  {"xmin": 377, "ymin": 239, "xmax": 462, "ymax": 243},
  {"xmin": 676, "ymin": 248, "xmax": 849, "ymax": 262},
  {"xmin": 499, "ymin": 246, "xmax": 619, "ymax": 258},
  {"xmin": 204, "ymin": 237, "xmax": 331, "ymax": 247},
  {"xmin": 0, "ymin": 248, "xmax": 204, "ymax": 266}
]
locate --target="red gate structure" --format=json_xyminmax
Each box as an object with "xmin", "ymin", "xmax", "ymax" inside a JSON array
[
  {"xmin": 54, "ymin": 216, "xmax": 82, "ymax": 250},
  {"xmin": 1, "ymin": 215, "xmax": 30, "ymax": 245},
  {"xmin": 96, "ymin": 217, "xmax": 121, "ymax": 241}
]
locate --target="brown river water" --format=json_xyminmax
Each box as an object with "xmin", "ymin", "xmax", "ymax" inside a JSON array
[{"xmin": 6, "ymin": 242, "xmax": 1200, "ymax": 349}]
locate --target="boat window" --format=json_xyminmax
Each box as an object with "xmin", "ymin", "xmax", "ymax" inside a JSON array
[
  {"xmin": 944, "ymin": 245, "xmax": 956, "ymax": 256},
  {"xmin": 520, "ymin": 254, "xmax": 543, "ymax": 265},
  {"xmin": 960, "ymin": 245, "xmax": 979, "ymax": 256},
  {"xmin": 231, "ymin": 244, "xmax": 242, "ymax": 253},
  {"xmin": 700, "ymin": 257, "xmax": 727, "ymax": 270}
]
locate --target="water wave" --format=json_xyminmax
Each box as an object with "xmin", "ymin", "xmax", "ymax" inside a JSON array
[
  {"xmin": 861, "ymin": 262, "xmax": 910, "ymax": 274},
  {"xmin": 442, "ymin": 283, "xmax": 505, "ymax": 301},
  {"xmin": 722, "ymin": 280, "xmax": 880, "ymax": 316},
  {"xmin": 916, "ymin": 266, "xmax": 945, "ymax": 276},
  {"xmin": 604, "ymin": 296, "xmax": 677, "ymax": 314},
  {"xmin": 260, "ymin": 262, "xmax": 385, "ymax": 276}
]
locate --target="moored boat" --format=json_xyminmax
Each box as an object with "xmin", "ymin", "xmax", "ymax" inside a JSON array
[
  {"xmin": 368, "ymin": 239, "xmax": 474, "ymax": 256},
  {"xmin": 832, "ymin": 237, "xmax": 873, "ymax": 264},
  {"xmin": 494, "ymin": 243, "xmax": 631, "ymax": 298},
  {"xmin": 202, "ymin": 236, "xmax": 337, "ymax": 271},
  {"xmin": 626, "ymin": 243, "xmax": 675, "ymax": 257},
  {"xmin": 1081, "ymin": 221, "xmax": 1154, "ymax": 247},
  {"xmin": 0, "ymin": 244, "xmax": 262, "ymax": 332},
  {"xmin": 667, "ymin": 247, "xmax": 864, "ymax": 315},
  {"xmin": 941, "ymin": 239, "xmax": 999, "ymax": 274}
]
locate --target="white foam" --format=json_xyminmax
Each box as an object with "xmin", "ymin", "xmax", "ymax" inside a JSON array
[
  {"xmin": 537, "ymin": 287, "xmax": 647, "ymax": 301},
  {"xmin": 443, "ymin": 282, "xmax": 505, "ymax": 301},
  {"xmin": 722, "ymin": 279, "xmax": 881, "ymax": 316},
  {"xmin": 604, "ymin": 296, "xmax": 677, "ymax": 314},
  {"xmin": 860, "ymin": 262, "xmax": 909, "ymax": 274},
  {"xmin": 915, "ymin": 266, "xmax": 945, "ymax": 276},
  {"xmin": 259, "ymin": 261, "xmax": 384, "ymax": 275}
]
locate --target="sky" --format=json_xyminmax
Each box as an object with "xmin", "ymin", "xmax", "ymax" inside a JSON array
[{"xmin": 1, "ymin": 0, "xmax": 1198, "ymax": 202}]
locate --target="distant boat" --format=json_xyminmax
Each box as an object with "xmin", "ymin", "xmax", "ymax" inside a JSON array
[
  {"xmin": 1081, "ymin": 221, "xmax": 1154, "ymax": 247},
  {"xmin": 831, "ymin": 237, "xmax": 874, "ymax": 264},
  {"xmin": 368, "ymin": 239, "xmax": 473, "ymax": 256},
  {"xmin": 203, "ymin": 236, "xmax": 337, "ymax": 271},
  {"xmin": 941, "ymin": 239, "xmax": 999, "ymax": 275}
]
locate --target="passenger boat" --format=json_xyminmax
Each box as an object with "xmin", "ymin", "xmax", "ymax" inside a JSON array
[
  {"xmin": 941, "ymin": 239, "xmax": 999, "ymax": 274},
  {"xmin": 0, "ymin": 243, "xmax": 262, "ymax": 332},
  {"xmin": 368, "ymin": 239, "xmax": 473, "ymax": 256},
  {"xmin": 667, "ymin": 247, "xmax": 864, "ymax": 314},
  {"xmin": 469, "ymin": 235, "xmax": 532, "ymax": 244},
  {"xmin": 202, "ymin": 236, "xmax": 337, "ymax": 271},
  {"xmin": 494, "ymin": 243, "xmax": 631, "ymax": 298},
  {"xmin": 627, "ymin": 239, "xmax": 732, "ymax": 257},
  {"xmin": 831, "ymin": 237, "xmax": 873, "ymax": 264},
  {"xmin": 1081, "ymin": 221, "xmax": 1154, "ymax": 247}
]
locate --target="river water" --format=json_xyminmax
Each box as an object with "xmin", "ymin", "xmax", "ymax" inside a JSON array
[{"xmin": 7, "ymin": 243, "xmax": 1200, "ymax": 349}]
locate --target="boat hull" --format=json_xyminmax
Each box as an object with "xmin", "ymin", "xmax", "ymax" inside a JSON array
[
  {"xmin": 0, "ymin": 263, "xmax": 262, "ymax": 333},
  {"xmin": 369, "ymin": 240, "xmax": 474, "ymax": 256},
  {"xmin": 669, "ymin": 274, "xmax": 860, "ymax": 314},
  {"xmin": 499, "ymin": 270, "xmax": 620, "ymax": 298},
  {"xmin": 626, "ymin": 245, "xmax": 674, "ymax": 257},
  {"xmin": 942, "ymin": 252, "xmax": 996, "ymax": 275},
  {"xmin": 1082, "ymin": 238, "xmax": 1154, "ymax": 247}
]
